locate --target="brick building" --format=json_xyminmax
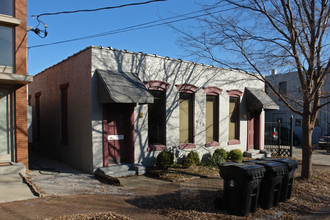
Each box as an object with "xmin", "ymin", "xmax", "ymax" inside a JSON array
[
  {"xmin": 29, "ymin": 46, "xmax": 278, "ymax": 174},
  {"xmin": 0, "ymin": 0, "xmax": 32, "ymax": 168}
]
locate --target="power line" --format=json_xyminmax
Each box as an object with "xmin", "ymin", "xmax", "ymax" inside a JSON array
[
  {"xmin": 28, "ymin": 5, "xmax": 237, "ymax": 49},
  {"xmin": 33, "ymin": 0, "xmax": 168, "ymax": 18}
]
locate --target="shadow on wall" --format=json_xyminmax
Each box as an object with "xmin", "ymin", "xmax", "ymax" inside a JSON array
[{"xmin": 91, "ymin": 47, "xmax": 262, "ymax": 166}]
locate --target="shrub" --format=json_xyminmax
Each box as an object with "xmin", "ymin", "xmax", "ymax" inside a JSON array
[
  {"xmin": 213, "ymin": 149, "xmax": 227, "ymax": 161},
  {"xmin": 227, "ymin": 149, "xmax": 243, "ymax": 162},
  {"xmin": 156, "ymin": 151, "xmax": 174, "ymax": 170},
  {"xmin": 205, "ymin": 149, "xmax": 227, "ymax": 167},
  {"xmin": 183, "ymin": 151, "xmax": 200, "ymax": 167}
]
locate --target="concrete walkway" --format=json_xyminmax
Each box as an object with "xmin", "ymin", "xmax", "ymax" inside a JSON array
[
  {"xmin": 0, "ymin": 163, "xmax": 37, "ymax": 203},
  {"xmin": 0, "ymin": 174, "xmax": 37, "ymax": 203},
  {"xmin": 292, "ymin": 146, "xmax": 330, "ymax": 166}
]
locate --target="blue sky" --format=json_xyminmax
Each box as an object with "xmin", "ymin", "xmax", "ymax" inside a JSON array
[{"xmin": 27, "ymin": 0, "xmax": 205, "ymax": 75}]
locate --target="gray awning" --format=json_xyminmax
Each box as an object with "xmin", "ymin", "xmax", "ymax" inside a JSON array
[
  {"xmin": 0, "ymin": 72, "xmax": 33, "ymax": 89},
  {"xmin": 245, "ymin": 87, "xmax": 279, "ymax": 111},
  {"xmin": 96, "ymin": 69, "xmax": 154, "ymax": 104}
]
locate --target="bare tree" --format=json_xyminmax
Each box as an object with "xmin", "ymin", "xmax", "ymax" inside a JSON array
[{"xmin": 177, "ymin": 0, "xmax": 329, "ymax": 179}]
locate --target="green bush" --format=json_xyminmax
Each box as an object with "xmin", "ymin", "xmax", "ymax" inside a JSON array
[
  {"xmin": 213, "ymin": 149, "xmax": 227, "ymax": 161},
  {"xmin": 156, "ymin": 150, "xmax": 174, "ymax": 170},
  {"xmin": 183, "ymin": 151, "xmax": 200, "ymax": 167},
  {"xmin": 205, "ymin": 149, "xmax": 227, "ymax": 167},
  {"xmin": 227, "ymin": 149, "xmax": 243, "ymax": 162}
]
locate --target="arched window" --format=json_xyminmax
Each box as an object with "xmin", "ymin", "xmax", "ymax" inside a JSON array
[
  {"xmin": 176, "ymin": 84, "xmax": 198, "ymax": 148},
  {"xmin": 145, "ymin": 81, "xmax": 169, "ymax": 151},
  {"xmin": 204, "ymin": 87, "xmax": 222, "ymax": 146}
]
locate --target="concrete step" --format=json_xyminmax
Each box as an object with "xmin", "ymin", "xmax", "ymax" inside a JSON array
[
  {"xmin": 244, "ymin": 150, "xmax": 266, "ymax": 159},
  {"xmin": 95, "ymin": 164, "xmax": 137, "ymax": 178},
  {"xmin": 0, "ymin": 163, "xmax": 26, "ymax": 176},
  {"xmin": 132, "ymin": 164, "xmax": 147, "ymax": 175}
]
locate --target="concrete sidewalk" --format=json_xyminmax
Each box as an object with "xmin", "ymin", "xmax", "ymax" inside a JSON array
[
  {"xmin": 292, "ymin": 146, "xmax": 330, "ymax": 166},
  {"xmin": 0, "ymin": 163, "xmax": 37, "ymax": 203}
]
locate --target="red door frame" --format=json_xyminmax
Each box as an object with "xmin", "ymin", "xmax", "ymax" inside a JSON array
[
  {"xmin": 103, "ymin": 103, "xmax": 135, "ymax": 166},
  {"xmin": 247, "ymin": 111, "xmax": 261, "ymax": 150}
]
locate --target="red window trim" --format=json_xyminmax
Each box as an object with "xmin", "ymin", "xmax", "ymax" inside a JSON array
[
  {"xmin": 34, "ymin": 92, "xmax": 41, "ymax": 142},
  {"xmin": 147, "ymin": 145, "xmax": 167, "ymax": 152},
  {"xmin": 205, "ymin": 141, "xmax": 220, "ymax": 147},
  {"xmin": 228, "ymin": 140, "xmax": 241, "ymax": 145},
  {"xmin": 227, "ymin": 89, "xmax": 243, "ymax": 97},
  {"xmin": 59, "ymin": 83, "xmax": 69, "ymax": 90},
  {"xmin": 145, "ymin": 81, "xmax": 170, "ymax": 91},
  {"xmin": 60, "ymin": 83, "xmax": 69, "ymax": 145},
  {"xmin": 204, "ymin": 87, "xmax": 222, "ymax": 95},
  {"xmin": 179, "ymin": 143, "xmax": 196, "ymax": 149},
  {"xmin": 176, "ymin": 84, "xmax": 198, "ymax": 93}
]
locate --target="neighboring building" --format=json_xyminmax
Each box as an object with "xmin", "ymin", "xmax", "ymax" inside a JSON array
[
  {"xmin": 0, "ymin": 0, "xmax": 32, "ymax": 168},
  {"xmin": 29, "ymin": 46, "xmax": 278, "ymax": 173},
  {"xmin": 265, "ymin": 70, "xmax": 329, "ymax": 144}
]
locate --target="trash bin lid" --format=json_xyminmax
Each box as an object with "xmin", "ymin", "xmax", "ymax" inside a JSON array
[
  {"xmin": 254, "ymin": 160, "xmax": 288, "ymax": 176},
  {"xmin": 219, "ymin": 162, "xmax": 266, "ymax": 180},
  {"xmin": 262, "ymin": 158, "xmax": 298, "ymax": 171}
]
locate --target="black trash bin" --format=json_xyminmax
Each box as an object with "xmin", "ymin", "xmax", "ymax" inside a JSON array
[
  {"xmin": 262, "ymin": 158, "xmax": 298, "ymax": 202},
  {"xmin": 218, "ymin": 162, "xmax": 266, "ymax": 216},
  {"xmin": 252, "ymin": 160, "xmax": 288, "ymax": 210}
]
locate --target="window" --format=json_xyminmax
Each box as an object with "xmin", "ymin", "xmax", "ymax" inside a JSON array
[
  {"xmin": 177, "ymin": 84, "xmax": 197, "ymax": 148},
  {"xmin": 227, "ymin": 90, "xmax": 242, "ymax": 145},
  {"xmin": 145, "ymin": 81, "xmax": 169, "ymax": 151},
  {"xmin": 148, "ymin": 90, "xmax": 166, "ymax": 146},
  {"xmin": 0, "ymin": 26, "xmax": 14, "ymax": 73},
  {"xmin": 204, "ymin": 86, "xmax": 222, "ymax": 146},
  {"xmin": 229, "ymin": 97, "xmax": 239, "ymax": 140},
  {"xmin": 60, "ymin": 84, "xmax": 69, "ymax": 145},
  {"xmin": 206, "ymin": 95, "xmax": 219, "ymax": 143},
  {"xmin": 34, "ymin": 92, "xmax": 41, "ymax": 142},
  {"xmin": 179, "ymin": 93, "xmax": 194, "ymax": 144},
  {"xmin": 279, "ymin": 81, "xmax": 287, "ymax": 96},
  {"xmin": 295, "ymin": 119, "xmax": 301, "ymax": 126},
  {"xmin": 0, "ymin": 0, "xmax": 14, "ymax": 16}
]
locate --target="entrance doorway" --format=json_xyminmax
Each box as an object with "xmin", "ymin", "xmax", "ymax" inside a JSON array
[
  {"xmin": 0, "ymin": 90, "xmax": 14, "ymax": 162},
  {"xmin": 247, "ymin": 110, "xmax": 261, "ymax": 150},
  {"xmin": 103, "ymin": 103, "xmax": 134, "ymax": 166}
]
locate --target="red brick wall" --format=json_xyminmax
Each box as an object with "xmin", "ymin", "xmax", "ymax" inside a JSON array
[
  {"xmin": 29, "ymin": 48, "xmax": 93, "ymax": 172},
  {"xmin": 15, "ymin": 0, "xmax": 28, "ymax": 168}
]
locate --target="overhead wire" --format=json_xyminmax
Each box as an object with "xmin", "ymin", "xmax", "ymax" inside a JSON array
[
  {"xmin": 32, "ymin": 0, "xmax": 168, "ymax": 18},
  {"xmin": 28, "ymin": 2, "xmax": 242, "ymax": 49}
]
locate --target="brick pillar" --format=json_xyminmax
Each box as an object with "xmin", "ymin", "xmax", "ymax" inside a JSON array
[{"xmin": 15, "ymin": 0, "xmax": 29, "ymax": 169}]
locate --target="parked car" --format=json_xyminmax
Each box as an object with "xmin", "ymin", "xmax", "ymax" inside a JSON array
[{"xmin": 318, "ymin": 135, "xmax": 330, "ymax": 153}]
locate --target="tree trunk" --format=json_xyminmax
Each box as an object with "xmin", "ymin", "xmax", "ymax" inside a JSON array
[{"xmin": 301, "ymin": 113, "xmax": 313, "ymax": 179}]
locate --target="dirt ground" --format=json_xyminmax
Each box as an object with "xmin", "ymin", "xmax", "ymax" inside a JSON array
[{"xmin": 8, "ymin": 153, "xmax": 325, "ymax": 219}]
